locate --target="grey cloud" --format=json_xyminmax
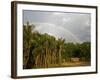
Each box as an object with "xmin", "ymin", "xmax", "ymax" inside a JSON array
[{"xmin": 23, "ymin": 10, "xmax": 91, "ymax": 43}]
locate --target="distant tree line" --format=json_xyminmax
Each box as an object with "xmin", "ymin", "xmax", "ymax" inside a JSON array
[{"xmin": 23, "ymin": 22, "xmax": 91, "ymax": 69}]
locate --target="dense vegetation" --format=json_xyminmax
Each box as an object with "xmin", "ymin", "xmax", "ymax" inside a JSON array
[{"xmin": 23, "ymin": 22, "xmax": 91, "ymax": 69}]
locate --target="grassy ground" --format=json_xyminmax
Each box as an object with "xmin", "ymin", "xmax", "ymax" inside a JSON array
[
  {"xmin": 31, "ymin": 61, "xmax": 90, "ymax": 69},
  {"xmin": 42, "ymin": 61, "xmax": 90, "ymax": 68},
  {"xmin": 61, "ymin": 61, "xmax": 90, "ymax": 67}
]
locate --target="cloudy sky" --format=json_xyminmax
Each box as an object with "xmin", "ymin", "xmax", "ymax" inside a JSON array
[{"xmin": 23, "ymin": 10, "xmax": 91, "ymax": 43}]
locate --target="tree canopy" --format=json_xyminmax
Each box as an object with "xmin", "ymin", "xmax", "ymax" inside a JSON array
[{"xmin": 23, "ymin": 22, "xmax": 91, "ymax": 69}]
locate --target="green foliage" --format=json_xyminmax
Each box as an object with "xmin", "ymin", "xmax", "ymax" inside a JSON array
[
  {"xmin": 23, "ymin": 22, "xmax": 91, "ymax": 69},
  {"xmin": 79, "ymin": 42, "xmax": 91, "ymax": 61}
]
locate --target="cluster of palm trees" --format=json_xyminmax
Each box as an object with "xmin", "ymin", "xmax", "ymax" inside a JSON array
[
  {"xmin": 23, "ymin": 22, "xmax": 65, "ymax": 69},
  {"xmin": 23, "ymin": 22, "xmax": 91, "ymax": 69}
]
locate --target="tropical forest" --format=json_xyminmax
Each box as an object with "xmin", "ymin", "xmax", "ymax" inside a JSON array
[{"xmin": 23, "ymin": 22, "xmax": 91, "ymax": 69}]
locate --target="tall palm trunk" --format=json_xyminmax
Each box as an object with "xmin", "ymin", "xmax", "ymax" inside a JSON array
[
  {"xmin": 35, "ymin": 54, "xmax": 40, "ymax": 68},
  {"xmin": 44, "ymin": 48, "xmax": 47, "ymax": 68},
  {"xmin": 58, "ymin": 45, "xmax": 62, "ymax": 66}
]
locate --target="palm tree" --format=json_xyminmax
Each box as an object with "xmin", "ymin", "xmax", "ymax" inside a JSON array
[
  {"xmin": 57, "ymin": 38, "xmax": 65, "ymax": 66},
  {"xmin": 23, "ymin": 21, "xmax": 33, "ymax": 69},
  {"xmin": 23, "ymin": 21, "xmax": 36, "ymax": 69}
]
